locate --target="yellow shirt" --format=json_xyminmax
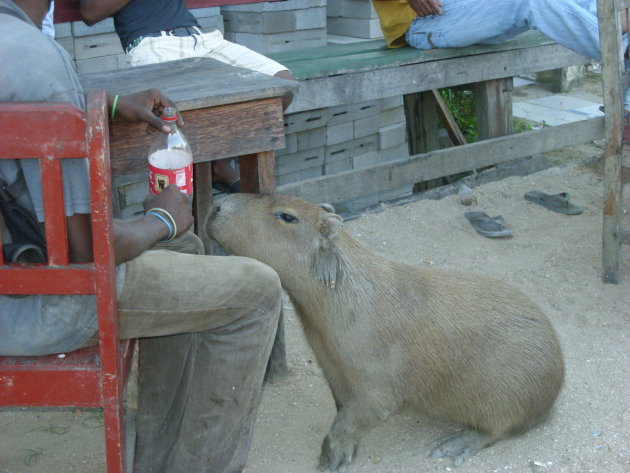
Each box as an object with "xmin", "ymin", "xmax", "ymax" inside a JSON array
[{"xmin": 372, "ymin": 0, "xmax": 417, "ymax": 48}]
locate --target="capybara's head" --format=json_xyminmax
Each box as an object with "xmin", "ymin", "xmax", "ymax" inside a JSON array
[{"xmin": 206, "ymin": 194, "xmax": 344, "ymax": 286}]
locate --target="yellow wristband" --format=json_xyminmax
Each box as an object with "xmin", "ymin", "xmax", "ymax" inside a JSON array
[{"xmin": 145, "ymin": 207, "xmax": 178, "ymax": 242}]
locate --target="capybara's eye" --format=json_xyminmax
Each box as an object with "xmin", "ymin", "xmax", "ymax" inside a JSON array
[{"xmin": 273, "ymin": 212, "xmax": 299, "ymax": 224}]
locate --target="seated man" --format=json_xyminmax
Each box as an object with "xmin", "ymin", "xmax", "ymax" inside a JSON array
[
  {"xmin": 372, "ymin": 0, "xmax": 630, "ymax": 110},
  {"xmin": 79, "ymin": 0, "xmax": 296, "ymax": 193},
  {"xmin": 0, "ymin": 1, "xmax": 281, "ymax": 472}
]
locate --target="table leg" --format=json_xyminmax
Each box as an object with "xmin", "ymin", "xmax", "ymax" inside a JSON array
[
  {"xmin": 239, "ymin": 151, "xmax": 276, "ymax": 194},
  {"xmin": 193, "ymin": 161, "xmax": 213, "ymax": 253}
]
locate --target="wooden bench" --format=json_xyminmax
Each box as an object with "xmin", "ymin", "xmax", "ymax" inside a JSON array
[{"xmin": 268, "ymin": 31, "xmax": 605, "ymax": 204}]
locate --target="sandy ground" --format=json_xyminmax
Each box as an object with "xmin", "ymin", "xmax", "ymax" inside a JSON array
[{"xmin": 0, "ymin": 156, "xmax": 628, "ymax": 473}]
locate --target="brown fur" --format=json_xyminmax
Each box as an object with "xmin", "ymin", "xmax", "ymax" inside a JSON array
[{"xmin": 206, "ymin": 194, "xmax": 564, "ymax": 469}]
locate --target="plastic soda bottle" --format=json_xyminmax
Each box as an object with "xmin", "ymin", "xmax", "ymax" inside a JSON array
[{"xmin": 148, "ymin": 107, "xmax": 193, "ymax": 195}]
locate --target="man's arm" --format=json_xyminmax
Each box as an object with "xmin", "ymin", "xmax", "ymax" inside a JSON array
[
  {"xmin": 68, "ymin": 185, "xmax": 194, "ymax": 265},
  {"xmin": 79, "ymin": 0, "xmax": 130, "ymax": 25}
]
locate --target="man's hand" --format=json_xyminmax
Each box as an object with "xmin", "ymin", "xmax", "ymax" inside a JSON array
[
  {"xmin": 143, "ymin": 185, "xmax": 194, "ymax": 239},
  {"xmin": 112, "ymin": 89, "xmax": 185, "ymax": 134},
  {"xmin": 409, "ymin": 0, "xmax": 443, "ymax": 16}
]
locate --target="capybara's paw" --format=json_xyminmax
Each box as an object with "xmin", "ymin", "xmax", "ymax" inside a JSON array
[
  {"xmin": 428, "ymin": 429, "xmax": 497, "ymax": 466},
  {"xmin": 317, "ymin": 433, "xmax": 358, "ymax": 472}
]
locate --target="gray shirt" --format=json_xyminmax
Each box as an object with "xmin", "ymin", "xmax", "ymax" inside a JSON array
[{"xmin": 0, "ymin": 0, "xmax": 123, "ymax": 355}]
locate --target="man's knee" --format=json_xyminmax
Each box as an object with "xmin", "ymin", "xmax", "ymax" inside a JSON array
[{"xmin": 245, "ymin": 259, "xmax": 282, "ymax": 317}]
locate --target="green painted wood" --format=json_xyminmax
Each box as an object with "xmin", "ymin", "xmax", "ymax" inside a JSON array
[{"xmin": 270, "ymin": 31, "xmax": 555, "ymax": 80}]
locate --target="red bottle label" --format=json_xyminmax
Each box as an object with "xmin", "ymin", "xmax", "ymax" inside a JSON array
[{"xmin": 148, "ymin": 162, "xmax": 193, "ymax": 195}]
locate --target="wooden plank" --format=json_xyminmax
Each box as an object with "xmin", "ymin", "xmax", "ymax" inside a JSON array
[
  {"xmin": 278, "ymin": 118, "xmax": 605, "ymax": 204},
  {"xmin": 193, "ymin": 161, "xmax": 213, "ymax": 250},
  {"xmin": 270, "ymin": 31, "xmax": 557, "ymax": 80},
  {"xmin": 107, "ymin": 97, "xmax": 285, "ymax": 175},
  {"xmin": 285, "ymin": 43, "xmax": 588, "ymax": 113},
  {"xmin": 80, "ymin": 57, "xmax": 297, "ymax": 113}
]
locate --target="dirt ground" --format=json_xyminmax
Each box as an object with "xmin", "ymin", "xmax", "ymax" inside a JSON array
[{"xmin": 1, "ymin": 155, "xmax": 628, "ymax": 473}]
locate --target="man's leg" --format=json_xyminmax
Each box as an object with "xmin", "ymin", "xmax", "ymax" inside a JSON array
[
  {"xmin": 118, "ymin": 249, "xmax": 282, "ymax": 473},
  {"xmin": 405, "ymin": 0, "xmax": 601, "ymax": 59}
]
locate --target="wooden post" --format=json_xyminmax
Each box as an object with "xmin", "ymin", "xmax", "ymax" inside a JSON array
[
  {"xmin": 597, "ymin": 0, "xmax": 625, "ymax": 283},
  {"xmin": 474, "ymin": 78, "xmax": 513, "ymax": 140}
]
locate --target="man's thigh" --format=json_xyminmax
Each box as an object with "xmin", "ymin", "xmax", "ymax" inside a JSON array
[{"xmin": 118, "ymin": 249, "xmax": 281, "ymax": 339}]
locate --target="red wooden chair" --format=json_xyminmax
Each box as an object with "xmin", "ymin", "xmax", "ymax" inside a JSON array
[{"xmin": 0, "ymin": 90, "xmax": 135, "ymax": 473}]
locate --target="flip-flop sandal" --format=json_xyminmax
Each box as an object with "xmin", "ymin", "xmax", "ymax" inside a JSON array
[
  {"xmin": 524, "ymin": 190, "xmax": 583, "ymax": 215},
  {"xmin": 464, "ymin": 211, "xmax": 513, "ymax": 238}
]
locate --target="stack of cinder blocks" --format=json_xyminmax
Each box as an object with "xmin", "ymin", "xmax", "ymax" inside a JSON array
[
  {"xmin": 221, "ymin": 0, "xmax": 327, "ymax": 54},
  {"xmin": 54, "ymin": 8, "xmax": 224, "ymax": 74},
  {"xmin": 326, "ymin": 0, "xmax": 382, "ymax": 41},
  {"xmin": 277, "ymin": 96, "xmax": 411, "ymax": 212}
]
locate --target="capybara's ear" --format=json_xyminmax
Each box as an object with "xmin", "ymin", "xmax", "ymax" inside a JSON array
[
  {"xmin": 319, "ymin": 202, "xmax": 335, "ymax": 213},
  {"xmin": 319, "ymin": 212, "xmax": 343, "ymax": 240}
]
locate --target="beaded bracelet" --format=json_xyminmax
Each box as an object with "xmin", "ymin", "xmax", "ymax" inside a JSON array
[
  {"xmin": 145, "ymin": 207, "xmax": 178, "ymax": 242},
  {"xmin": 110, "ymin": 95, "xmax": 119, "ymax": 121}
]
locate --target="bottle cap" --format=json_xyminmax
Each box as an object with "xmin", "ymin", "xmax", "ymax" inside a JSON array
[{"xmin": 161, "ymin": 107, "xmax": 179, "ymax": 122}]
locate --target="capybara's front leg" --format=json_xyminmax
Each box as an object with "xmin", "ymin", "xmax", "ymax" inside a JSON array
[{"xmin": 317, "ymin": 401, "xmax": 390, "ymax": 472}]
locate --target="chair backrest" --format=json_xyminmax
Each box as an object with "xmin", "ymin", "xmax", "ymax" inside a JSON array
[{"xmin": 0, "ymin": 90, "xmax": 132, "ymax": 473}]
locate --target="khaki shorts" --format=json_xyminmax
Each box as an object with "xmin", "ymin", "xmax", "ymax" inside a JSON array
[{"xmin": 128, "ymin": 28, "xmax": 287, "ymax": 77}]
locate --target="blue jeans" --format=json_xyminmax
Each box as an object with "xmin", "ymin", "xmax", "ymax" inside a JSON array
[
  {"xmin": 405, "ymin": 0, "xmax": 630, "ymax": 108},
  {"xmin": 405, "ymin": 0, "xmax": 601, "ymax": 60}
]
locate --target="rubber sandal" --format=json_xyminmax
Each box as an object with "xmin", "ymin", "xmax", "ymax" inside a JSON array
[
  {"xmin": 523, "ymin": 190, "xmax": 583, "ymax": 215},
  {"xmin": 464, "ymin": 211, "xmax": 513, "ymax": 238},
  {"xmin": 212, "ymin": 178, "xmax": 241, "ymax": 194}
]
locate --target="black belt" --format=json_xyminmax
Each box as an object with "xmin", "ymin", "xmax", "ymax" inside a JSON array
[{"xmin": 126, "ymin": 26, "xmax": 202, "ymax": 53}]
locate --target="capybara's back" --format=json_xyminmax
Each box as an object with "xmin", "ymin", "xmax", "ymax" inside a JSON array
[{"xmin": 207, "ymin": 193, "xmax": 564, "ymax": 471}]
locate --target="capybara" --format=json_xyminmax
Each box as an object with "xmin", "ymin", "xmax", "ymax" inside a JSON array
[{"xmin": 206, "ymin": 194, "xmax": 564, "ymax": 471}]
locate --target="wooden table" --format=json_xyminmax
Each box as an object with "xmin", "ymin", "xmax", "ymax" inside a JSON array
[{"xmin": 80, "ymin": 57, "xmax": 298, "ymax": 248}]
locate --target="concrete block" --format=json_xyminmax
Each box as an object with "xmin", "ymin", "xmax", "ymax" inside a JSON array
[
  {"xmin": 74, "ymin": 32, "xmax": 123, "ymax": 60},
  {"xmin": 325, "ymin": 134, "xmax": 378, "ymax": 163},
  {"xmin": 354, "ymin": 114, "xmax": 380, "ymax": 139},
  {"xmin": 222, "ymin": 0, "xmax": 326, "ymax": 12},
  {"xmin": 76, "ymin": 54, "xmax": 125, "ymax": 74},
  {"xmin": 191, "ymin": 7, "xmax": 221, "ymax": 18},
  {"xmin": 378, "ymin": 143, "xmax": 410, "ymax": 162},
  {"xmin": 379, "ymin": 105, "xmax": 406, "ymax": 127},
  {"xmin": 380, "ymin": 95, "xmax": 404, "ymax": 110},
  {"xmin": 72, "ymin": 18, "xmax": 115, "ymax": 37},
  {"xmin": 55, "ymin": 36, "xmax": 75, "ymax": 58},
  {"xmin": 327, "ymin": 17, "xmax": 383, "ymax": 39},
  {"xmin": 277, "ymin": 165, "xmax": 323, "ymax": 186},
  {"xmin": 54, "ymin": 22, "xmax": 72, "ymax": 38},
  {"xmin": 284, "ymin": 109, "xmax": 327, "ymax": 134},
  {"xmin": 326, "ymin": 0, "xmax": 342, "ymax": 17},
  {"xmin": 327, "ymin": 122, "xmax": 354, "ymax": 146},
  {"xmin": 296, "ymin": 7, "xmax": 327, "ymax": 30},
  {"xmin": 379, "ymin": 122, "xmax": 407, "ymax": 149},
  {"xmin": 224, "ymin": 29, "xmax": 326, "ymax": 54},
  {"xmin": 324, "ymin": 157, "xmax": 353, "ymax": 174},
  {"xmin": 297, "ymin": 127, "xmax": 327, "ymax": 150},
  {"xmin": 223, "ymin": 10, "xmax": 299, "ymax": 34},
  {"xmin": 275, "ymin": 133, "xmax": 298, "ymax": 157},
  {"xmin": 352, "ymin": 151, "xmax": 380, "ymax": 170},
  {"xmin": 276, "ymin": 147, "xmax": 325, "ymax": 175},
  {"xmin": 340, "ymin": 0, "xmax": 379, "ymax": 19},
  {"xmin": 197, "ymin": 15, "xmax": 224, "ymax": 33},
  {"xmin": 327, "ymin": 100, "xmax": 380, "ymax": 125}
]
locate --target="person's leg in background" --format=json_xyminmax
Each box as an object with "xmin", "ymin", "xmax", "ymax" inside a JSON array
[{"xmin": 117, "ymin": 246, "xmax": 281, "ymax": 473}]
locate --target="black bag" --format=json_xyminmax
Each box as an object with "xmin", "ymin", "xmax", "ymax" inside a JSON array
[{"xmin": 0, "ymin": 179, "xmax": 47, "ymax": 263}]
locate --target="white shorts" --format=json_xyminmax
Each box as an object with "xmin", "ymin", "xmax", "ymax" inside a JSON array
[{"xmin": 127, "ymin": 29, "xmax": 287, "ymax": 77}]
